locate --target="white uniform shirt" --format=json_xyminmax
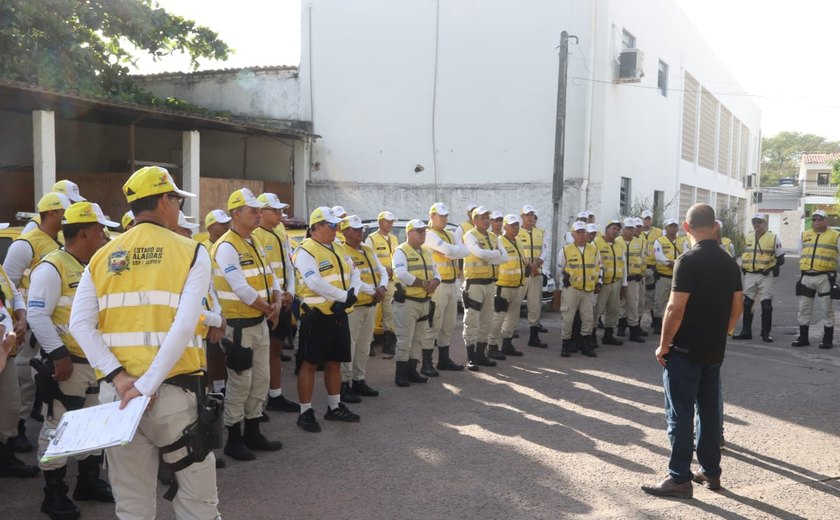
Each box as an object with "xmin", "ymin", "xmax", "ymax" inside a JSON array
[
  {"xmin": 293, "ymin": 241, "xmax": 361, "ymax": 303},
  {"xmin": 463, "ymin": 231, "xmax": 509, "ymax": 265},
  {"xmin": 3, "ymin": 240, "xmax": 36, "ymax": 287},
  {"xmin": 392, "ymin": 247, "xmax": 442, "ymax": 287},
  {"xmin": 25, "ymin": 261, "xmax": 67, "ymax": 354},
  {"xmin": 423, "ymin": 229, "xmax": 469, "ymax": 260},
  {"xmin": 214, "ymin": 239, "xmax": 282, "ymax": 307}
]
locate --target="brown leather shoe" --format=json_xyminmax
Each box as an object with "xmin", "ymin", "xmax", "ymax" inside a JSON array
[
  {"xmin": 692, "ymin": 471, "xmax": 721, "ymax": 490},
  {"xmin": 641, "ymin": 477, "xmax": 693, "ymax": 499}
]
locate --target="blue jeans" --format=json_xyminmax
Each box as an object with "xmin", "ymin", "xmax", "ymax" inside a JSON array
[{"xmin": 663, "ymin": 352, "xmax": 722, "ymax": 483}]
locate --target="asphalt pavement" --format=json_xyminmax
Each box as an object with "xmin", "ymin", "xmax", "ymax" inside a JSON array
[{"xmin": 4, "ymin": 258, "xmax": 840, "ymax": 519}]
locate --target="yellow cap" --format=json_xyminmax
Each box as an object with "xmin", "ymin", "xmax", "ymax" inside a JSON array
[
  {"xmin": 228, "ymin": 188, "xmax": 265, "ymax": 211},
  {"xmin": 123, "ymin": 166, "xmax": 195, "ymax": 203},
  {"xmin": 37, "ymin": 192, "xmax": 71, "ymax": 212},
  {"xmin": 405, "ymin": 219, "xmax": 427, "ymax": 233},
  {"xmin": 377, "ymin": 210, "xmax": 395, "ymax": 221},
  {"xmin": 309, "ymin": 206, "xmax": 342, "ymax": 227},
  {"xmin": 340, "ymin": 215, "xmax": 363, "ymax": 231},
  {"xmin": 205, "ymin": 209, "xmax": 232, "ymax": 227},
  {"xmin": 121, "ymin": 211, "xmax": 134, "ymax": 230},
  {"xmin": 52, "ymin": 180, "xmax": 86, "ymax": 202},
  {"xmin": 64, "ymin": 202, "xmax": 119, "ymax": 227}
]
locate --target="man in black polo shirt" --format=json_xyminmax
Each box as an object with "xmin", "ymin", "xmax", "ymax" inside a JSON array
[{"xmin": 642, "ymin": 203, "xmax": 743, "ymax": 499}]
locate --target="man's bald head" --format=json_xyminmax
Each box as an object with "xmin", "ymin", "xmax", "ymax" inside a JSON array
[{"xmin": 686, "ymin": 203, "xmax": 715, "ymax": 230}]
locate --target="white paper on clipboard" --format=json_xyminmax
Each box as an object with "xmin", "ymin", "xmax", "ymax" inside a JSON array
[{"xmin": 41, "ymin": 395, "xmax": 150, "ymax": 462}]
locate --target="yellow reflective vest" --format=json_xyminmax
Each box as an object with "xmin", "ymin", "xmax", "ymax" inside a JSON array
[
  {"xmin": 623, "ymin": 236, "xmax": 646, "ymax": 277},
  {"xmin": 294, "ymin": 238, "xmax": 353, "ymax": 315},
  {"xmin": 40, "ymin": 249, "xmax": 87, "ymax": 359},
  {"xmin": 655, "ymin": 235, "xmax": 681, "ymax": 277},
  {"xmin": 562, "ymin": 243, "xmax": 599, "ymax": 292},
  {"xmin": 497, "ymin": 235, "xmax": 526, "ymax": 288},
  {"xmin": 212, "ymin": 230, "xmax": 274, "ymax": 320},
  {"xmin": 14, "ymin": 227, "xmax": 63, "ymax": 300},
  {"xmin": 459, "ymin": 221, "xmax": 475, "ymax": 241},
  {"xmin": 643, "ymin": 227, "xmax": 663, "ymax": 267},
  {"xmin": 395, "ymin": 243, "xmax": 435, "ymax": 300},
  {"xmin": 464, "ymin": 229, "xmax": 498, "ymax": 280},
  {"xmin": 594, "ymin": 236, "xmax": 627, "ymax": 284},
  {"xmin": 800, "ymin": 229, "xmax": 839, "ymax": 273},
  {"xmin": 516, "ymin": 227, "xmax": 544, "ymax": 274},
  {"xmin": 742, "ymin": 231, "xmax": 777, "ymax": 272},
  {"xmin": 0, "ymin": 266, "xmax": 19, "ymax": 355},
  {"xmin": 367, "ymin": 231, "xmax": 398, "ymax": 276},
  {"xmin": 88, "ymin": 222, "xmax": 205, "ymax": 379},
  {"xmin": 345, "ymin": 243, "xmax": 381, "ymax": 306},
  {"xmin": 428, "ymin": 227, "xmax": 461, "ymax": 281},
  {"xmin": 254, "ymin": 226, "xmax": 290, "ymax": 291}
]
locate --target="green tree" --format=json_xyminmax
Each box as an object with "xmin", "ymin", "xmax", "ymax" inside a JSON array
[
  {"xmin": 0, "ymin": 0, "xmax": 230, "ymax": 107},
  {"xmin": 761, "ymin": 131, "xmax": 840, "ymax": 187}
]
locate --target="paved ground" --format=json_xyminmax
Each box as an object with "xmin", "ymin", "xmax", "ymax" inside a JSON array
[{"xmin": 5, "ymin": 258, "xmax": 840, "ymax": 519}]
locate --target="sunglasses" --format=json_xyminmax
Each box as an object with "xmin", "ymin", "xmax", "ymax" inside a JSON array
[
  {"xmin": 812, "ymin": 216, "xmax": 825, "ymax": 221},
  {"xmin": 167, "ymin": 194, "xmax": 185, "ymax": 210},
  {"xmin": 326, "ymin": 221, "xmax": 339, "ymax": 230}
]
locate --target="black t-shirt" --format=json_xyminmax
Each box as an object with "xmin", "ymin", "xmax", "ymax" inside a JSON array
[{"xmin": 671, "ymin": 239, "xmax": 742, "ymax": 364}]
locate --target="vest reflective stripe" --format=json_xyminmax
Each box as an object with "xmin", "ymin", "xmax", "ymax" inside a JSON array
[
  {"xmin": 98, "ymin": 290, "xmax": 183, "ymax": 310},
  {"xmin": 623, "ymin": 236, "xmax": 645, "ymax": 276},
  {"xmin": 742, "ymin": 231, "xmax": 778, "ymax": 272},
  {"xmin": 595, "ymin": 236, "xmax": 626, "ymax": 284},
  {"xmin": 643, "ymin": 227, "xmax": 663, "ymax": 266},
  {"xmin": 41, "ymin": 249, "xmax": 86, "ymax": 359},
  {"xmin": 562, "ymin": 243, "xmax": 598, "ymax": 292},
  {"xmin": 253, "ymin": 227, "xmax": 288, "ymax": 291},
  {"xmin": 395, "ymin": 243, "xmax": 434, "ymax": 299},
  {"xmin": 15, "ymin": 228, "xmax": 62, "ymax": 300},
  {"xmin": 516, "ymin": 227, "xmax": 544, "ymax": 263},
  {"xmin": 346, "ymin": 244, "xmax": 380, "ymax": 306},
  {"xmin": 429, "ymin": 228, "xmax": 460, "ymax": 280},
  {"xmin": 655, "ymin": 236, "xmax": 679, "ymax": 276},
  {"xmin": 293, "ymin": 238, "xmax": 352, "ymax": 315},
  {"xmin": 211, "ymin": 230, "xmax": 273, "ymax": 319},
  {"xmin": 800, "ymin": 229, "xmax": 840, "ymax": 272},
  {"xmin": 89, "ymin": 222, "xmax": 204, "ymax": 379},
  {"xmin": 368, "ymin": 231, "xmax": 398, "ymax": 267},
  {"xmin": 497, "ymin": 236, "xmax": 526, "ymax": 288},
  {"xmin": 464, "ymin": 229, "xmax": 498, "ymax": 280}
]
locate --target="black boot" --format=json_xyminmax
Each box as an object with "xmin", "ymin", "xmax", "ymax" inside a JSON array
[
  {"xmin": 73, "ymin": 455, "xmax": 113, "ymax": 502},
  {"xmin": 13, "ymin": 418, "xmax": 33, "ymax": 453},
  {"xmin": 486, "ymin": 344, "xmax": 506, "ymax": 360},
  {"xmin": 639, "ymin": 326, "xmax": 649, "ymax": 337},
  {"xmin": 31, "ymin": 392, "xmax": 44, "ymax": 422},
  {"xmin": 602, "ymin": 327, "xmax": 624, "ymax": 345},
  {"xmin": 420, "ymin": 349, "xmax": 440, "ymax": 377},
  {"xmin": 474, "ymin": 342, "xmax": 497, "ymax": 367},
  {"xmin": 0, "ymin": 438, "xmax": 38, "ymax": 478},
  {"xmin": 352, "ymin": 379, "xmax": 379, "ymax": 397},
  {"xmin": 760, "ymin": 299, "xmax": 773, "ymax": 342},
  {"xmin": 561, "ymin": 339, "xmax": 573, "ymax": 358},
  {"xmin": 501, "ymin": 337, "xmax": 523, "ymax": 356},
  {"xmin": 733, "ymin": 298, "xmax": 753, "ymax": 339},
  {"xmin": 407, "ymin": 359, "xmax": 429, "ymax": 383},
  {"xmin": 395, "ymin": 361, "xmax": 411, "ymax": 387},
  {"xmin": 792, "ymin": 325, "xmax": 810, "ymax": 347},
  {"xmin": 381, "ymin": 331, "xmax": 396, "ymax": 358},
  {"xmin": 243, "ymin": 417, "xmax": 283, "ymax": 451},
  {"xmin": 224, "ymin": 423, "xmax": 256, "ymax": 461},
  {"xmin": 369, "ymin": 341, "xmax": 376, "ymax": 357},
  {"xmin": 537, "ymin": 322, "xmax": 548, "ymax": 333},
  {"xmin": 628, "ymin": 325, "xmax": 645, "ymax": 343},
  {"xmin": 436, "ymin": 345, "xmax": 464, "ymax": 371},
  {"xmin": 340, "ymin": 381, "xmax": 362, "ymax": 403},
  {"xmin": 41, "ymin": 467, "xmax": 80, "ymax": 520},
  {"xmin": 819, "ymin": 327, "xmax": 834, "ymax": 349},
  {"xmin": 465, "ymin": 345, "xmax": 479, "ymax": 372},
  {"xmin": 616, "ymin": 318, "xmax": 628, "ymax": 337},
  {"xmin": 528, "ymin": 326, "xmax": 548, "ymax": 348},
  {"xmin": 652, "ymin": 317, "xmax": 662, "ymax": 335},
  {"xmin": 581, "ymin": 335, "xmax": 598, "ymax": 357},
  {"xmin": 589, "ymin": 332, "xmax": 599, "ymax": 349}
]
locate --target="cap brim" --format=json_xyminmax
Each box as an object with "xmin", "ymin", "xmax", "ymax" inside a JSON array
[
  {"xmin": 99, "ymin": 218, "xmax": 120, "ymax": 228},
  {"xmin": 173, "ymin": 188, "xmax": 196, "ymax": 198},
  {"xmin": 215, "ymin": 215, "xmax": 232, "ymax": 223},
  {"xmin": 245, "ymin": 200, "xmax": 267, "ymax": 208},
  {"xmin": 323, "ymin": 215, "xmax": 342, "ymax": 224},
  {"xmin": 68, "ymin": 194, "xmax": 86, "ymax": 202},
  {"xmin": 0, "ymin": 223, "xmax": 8, "ymax": 229}
]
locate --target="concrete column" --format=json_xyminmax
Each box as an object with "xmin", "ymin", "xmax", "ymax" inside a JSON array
[
  {"xmin": 182, "ymin": 130, "xmax": 201, "ymax": 221},
  {"xmin": 293, "ymin": 138, "xmax": 311, "ymax": 219},
  {"xmin": 33, "ymin": 110, "xmax": 56, "ymax": 204}
]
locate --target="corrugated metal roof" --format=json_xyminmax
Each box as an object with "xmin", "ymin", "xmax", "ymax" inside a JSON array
[
  {"xmin": 134, "ymin": 65, "xmax": 298, "ymax": 80},
  {"xmin": 802, "ymin": 153, "xmax": 840, "ymax": 165}
]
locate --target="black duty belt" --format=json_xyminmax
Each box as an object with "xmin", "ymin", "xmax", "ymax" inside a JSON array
[
  {"xmin": 70, "ymin": 355, "xmax": 90, "ymax": 365},
  {"xmin": 465, "ymin": 278, "xmax": 494, "ymax": 287},
  {"xmin": 227, "ymin": 316, "xmax": 265, "ymax": 328},
  {"xmin": 163, "ymin": 373, "xmax": 204, "ymax": 392},
  {"xmin": 743, "ymin": 268, "xmax": 771, "ymax": 276},
  {"xmin": 357, "ymin": 301, "xmax": 377, "ymax": 308},
  {"xmin": 405, "ymin": 295, "xmax": 431, "ymax": 303},
  {"xmin": 801, "ymin": 271, "xmax": 833, "ymax": 277},
  {"xmin": 440, "ymin": 278, "xmax": 456, "ymax": 284},
  {"xmin": 628, "ymin": 274, "xmax": 643, "ymax": 282}
]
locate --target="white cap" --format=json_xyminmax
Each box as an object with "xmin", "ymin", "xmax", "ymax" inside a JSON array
[
  {"xmin": 813, "ymin": 210, "xmax": 827, "ymax": 218},
  {"xmin": 331, "ymin": 205, "xmax": 347, "ymax": 217},
  {"xmin": 572, "ymin": 221, "xmax": 587, "ymax": 231},
  {"xmin": 665, "ymin": 218, "xmax": 679, "ymax": 226},
  {"xmin": 490, "ymin": 211, "xmax": 504, "ymax": 220},
  {"xmin": 429, "ymin": 202, "xmax": 449, "ymax": 216},
  {"xmin": 521, "ymin": 204, "xmax": 538, "ymax": 216},
  {"xmin": 228, "ymin": 188, "xmax": 265, "ymax": 210},
  {"xmin": 467, "ymin": 203, "xmax": 479, "ymax": 213},
  {"xmin": 53, "ymin": 180, "xmax": 86, "ymax": 202},
  {"xmin": 587, "ymin": 210, "xmax": 595, "ymax": 217},
  {"xmin": 751, "ymin": 213, "xmax": 766, "ymax": 221},
  {"xmin": 576, "ymin": 211, "xmax": 588, "ymax": 219},
  {"xmin": 623, "ymin": 217, "xmax": 635, "ymax": 228},
  {"xmin": 0, "ymin": 223, "xmax": 8, "ymax": 230},
  {"xmin": 257, "ymin": 193, "xmax": 289, "ymax": 210},
  {"xmin": 471, "ymin": 206, "xmax": 490, "ymax": 218},
  {"xmin": 633, "ymin": 217, "xmax": 643, "ymax": 227},
  {"xmin": 178, "ymin": 211, "xmax": 200, "ymax": 230},
  {"xmin": 606, "ymin": 219, "xmax": 622, "ymax": 228},
  {"xmin": 715, "ymin": 220, "xmax": 723, "ymax": 226},
  {"xmin": 504, "ymin": 214, "xmax": 521, "ymax": 226},
  {"xmin": 405, "ymin": 219, "xmax": 427, "ymax": 233},
  {"xmin": 340, "ymin": 215, "xmax": 364, "ymax": 230},
  {"xmin": 378, "ymin": 210, "xmax": 396, "ymax": 221},
  {"xmin": 641, "ymin": 210, "xmax": 653, "ymax": 219},
  {"xmin": 586, "ymin": 223, "xmax": 598, "ymax": 233},
  {"xmin": 205, "ymin": 209, "xmax": 231, "ymax": 227}
]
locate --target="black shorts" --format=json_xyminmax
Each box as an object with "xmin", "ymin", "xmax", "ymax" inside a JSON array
[
  {"xmin": 298, "ymin": 309, "xmax": 351, "ymax": 364},
  {"xmin": 269, "ymin": 308, "xmax": 293, "ymax": 340}
]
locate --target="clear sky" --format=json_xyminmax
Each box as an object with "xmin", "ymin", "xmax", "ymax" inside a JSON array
[{"xmin": 134, "ymin": 0, "xmax": 840, "ymax": 141}]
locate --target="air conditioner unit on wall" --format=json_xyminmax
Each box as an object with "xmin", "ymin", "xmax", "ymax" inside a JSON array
[
  {"xmin": 745, "ymin": 174, "xmax": 755, "ymax": 188},
  {"xmin": 615, "ymin": 48, "xmax": 644, "ymax": 83}
]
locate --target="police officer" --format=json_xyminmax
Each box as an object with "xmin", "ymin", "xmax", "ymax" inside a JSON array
[
  {"xmin": 462, "ymin": 207, "xmax": 509, "ymax": 369},
  {"xmin": 28, "ymin": 202, "xmax": 117, "ymax": 519},
  {"xmin": 518, "ymin": 205, "xmax": 549, "ymax": 348},
  {"xmin": 594, "ymin": 220, "xmax": 627, "ymax": 345},
  {"xmin": 557, "ymin": 221, "xmax": 600, "ymax": 358},
  {"xmin": 489, "ymin": 211, "xmax": 504, "ymax": 236},
  {"xmin": 69, "ymin": 166, "xmax": 220, "ymax": 519},
  {"xmin": 204, "ymin": 210, "xmax": 231, "ymax": 251},
  {"xmin": 792, "ymin": 209, "xmax": 839, "ymax": 349},
  {"xmin": 254, "ymin": 193, "xmax": 300, "ymax": 414},
  {"xmin": 392, "ymin": 219, "xmax": 440, "ymax": 386},
  {"xmin": 717, "ymin": 220, "xmax": 736, "ymax": 257},
  {"xmin": 201, "ymin": 210, "xmax": 232, "ymax": 398},
  {"xmin": 455, "ymin": 204, "xmax": 479, "ymax": 243},
  {"xmin": 490, "ymin": 214, "xmax": 527, "ymax": 358},
  {"xmin": 121, "ymin": 211, "xmax": 135, "ymax": 232},
  {"xmin": 423, "ymin": 203, "xmax": 469, "ymax": 373},
  {"xmin": 564, "ymin": 211, "xmax": 589, "ymax": 245},
  {"xmin": 3, "ymin": 192, "xmax": 70, "ymax": 453},
  {"xmin": 293, "ymin": 207, "xmax": 362, "ymax": 432},
  {"xmin": 21, "ymin": 180, "xmax": 86, "ymax": 235},
  {"xmin": 733, "ymin": 214, "xmax": 784, "ymax": 342},
  {"xmin": 338, "ymin": 216, "xmax": 387, "ymax": 398},
  {"xmin": 640, "ymin": 210, "xmax": 662, "ymax": 326},
  {"xmin": 618, "ymin": 218, "xmax": 646, "ymax": 343},
  {"xmin": 212, "ymin": 188, "xmax": 283, "ymax": 460},
  {"xmin": 365, "ymin": 211, "xmax": 399, "ymax": 357},
  {"xmin": 652, "ymin": 218, "xmax": 682, "ymax": 334}
]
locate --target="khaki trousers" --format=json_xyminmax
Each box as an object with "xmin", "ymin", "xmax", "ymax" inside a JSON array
[
  {"xmin": 525, "ymin": 274, "xmax": 543, "ymax": 326},
  {"xmin": 743, "ymin": 272, "xmax": 775, "ymax": 302},
  {"xmin": 798, "ymin": 273, "xmax": 834, "ymax": 326},
  {"xmin": 426, "ymin": 281, "xmax": 459, "ymax": 348},
  {"xmin": 100, "ymin": 382, "xmax": 219, "ymax": 520},
  {"xmin": 491, "ymin": 285, "xmax": 525, "ymax": 344},
  {"xmin": 560, "ymin": 287, "xmax": 594, "ymax": 340},
  {"xmin": 0, "ymin": 356, "xmax": 20, "ymax": 442},
  {"xmin": 38, "ymin": 362, "xmax": 100, "ymax": 470},
  {"xmin": 342, "ymin": 305, "xmax": 376, "ymax": 382},
  {"xmin": 594, "ymin": 281, "xmax": 622, "ymax": 330},
  {"xmin": 462, "ymin": 282, "xmax": 495, "ymax": 345},
  {"xmin": 642, "ymin": 266, "xmax": 656, "ymax": 315},
  {"xmin": 379, "ymin": 279, "xmax": 396, "ymax": 333},
  {"xmin": 394, "ymin": 299, "xmax": 430, "ymax": 362},
  {"xmin": 622, "ymin": 279, "xmax": 642, "ymax": 326},
  {"xmin": 15, "ymin": 333, "xmax": 36, "ymax": 419},
  {"xmin": 223, "ymin": 320, "xmax": 270, "ymax": 426},
  {"xmin": 654, "ymin": 276, "xmax": 672, "ymax": 318}
]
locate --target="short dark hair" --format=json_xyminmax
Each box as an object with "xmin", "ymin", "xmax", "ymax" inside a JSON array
[
  {"xmin": 129, "ymin": 193, "xmax": 164, "ymax": 215},
  {"xmin": 686, "ymin": 203, "xmax": 715, "ymax": 230},
  {"xmin": 62, "ymin": 222, "xmax": 100, "ymax": 241}
]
